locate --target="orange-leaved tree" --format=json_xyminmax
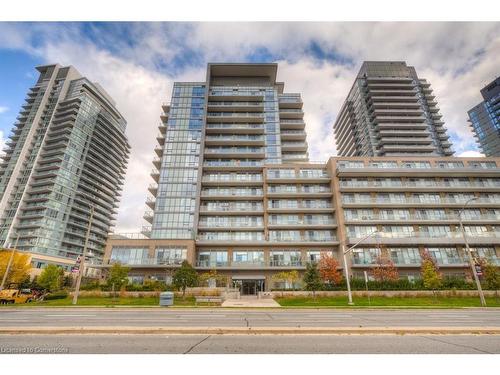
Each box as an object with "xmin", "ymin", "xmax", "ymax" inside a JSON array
[
  {"xmin": 371, "ymin": 255, "xmax": 399, "ymax": 282},
  {"xmin": 318, "ymin": 253, "xmax": 343, "ymax": 285}
]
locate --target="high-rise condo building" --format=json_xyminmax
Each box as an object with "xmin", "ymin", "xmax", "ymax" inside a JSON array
[
  {"xmin": 143, "ymin": 63, "xmax": 308, "ymax": 241},
  {"xmin": 0, "ymin": 64, "xmax": 130, "ymax": 271},
  {"xmin": 468, "ymin": 77, "xmax": 500, "ymax": 157},
  {"xmin": 103, "ymin": 63, "xmax": 500, "ymax": 294},
  {"xmin": 333, "ymin": 61, "xmax": 453, "ymax": 157}
]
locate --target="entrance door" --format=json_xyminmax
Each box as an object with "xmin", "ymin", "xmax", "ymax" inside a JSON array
[
  {"xmin": 242, "ymin": 280, "xmax": 256, "ymax": 295},
  {"xmin": 239, "ymin": 280, "xmax": 265, "ymax": 295}
]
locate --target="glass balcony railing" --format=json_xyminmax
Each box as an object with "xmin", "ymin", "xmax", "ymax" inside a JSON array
[
  {"xmin": 345, "ymin": 214, "xmax": 500, "ymax": 221},
  {"xmin": 203, "ymin": 160, "xmax": 263, "ymax": 167},
  {"xmin": 342, "ymin": 197, "xmax": 500, "ymax": 205}
]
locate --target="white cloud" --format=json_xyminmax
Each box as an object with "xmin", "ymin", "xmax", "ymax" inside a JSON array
[
  {"xmin": 0, "ymin": 106, "xmax": 8, "ymax": 114},
  {"xmin": 457, "ymin": 150, "xmax": 484, "ymax": 157}
]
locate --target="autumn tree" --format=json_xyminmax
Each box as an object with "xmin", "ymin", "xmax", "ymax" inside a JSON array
[
  {"xmin": 0, "ymin": 250, "xmax": 31, "ymax": 286},
  {"xmin": 272, "ymin": 270, "xmax": 300, "ymax": 290},
  {"xmin": 420, "ymin": 250, "xmax": 442, "ymax": 293},
  {"xmin": 371, "ymin": 255, "xmax": 399, "ymax": 282},
  {"xmin": 173, "ymin": 261, "xmax": 199, "ymax": 299},
  {"xmin": 303, "ymin": 262, "xmax": 322, "ymax": 297},
  {"xmin": 318, "ymin": 254, "xmax": 342, "ymax": 285}
]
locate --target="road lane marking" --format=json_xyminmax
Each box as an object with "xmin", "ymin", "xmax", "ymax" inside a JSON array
[
  {"xmin": 177, "ymin": 314, "xmax": 227, "ymax": 318},
  {"xmin": 44, "ymin": 314, "xmax": 97, "ymax": 317}
]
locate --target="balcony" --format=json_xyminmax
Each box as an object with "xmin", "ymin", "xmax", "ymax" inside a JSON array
[
  {"xmin": 342, "ymin": 197, "xmax": 500, "ymax": 207},
  {"xmin": 143, "ymin": 211, "xmax": 154, "ymax": 223},
  {"xmin": 154, "ymin": 146, "xmax": 163, "ymax": 157},
  {"xmin": 279, "ymin": 108, "xmax": 304, "ymax": 119},
  {"xmin": 281, "ymin": 142, "xmax": 308, "ymax": 152},
  {"xmin": 150, "ymin": 169, "xmax": 160, "ymax": 183},
  {"xmin": 346, "ymin": 231, "xmax": 500, "ymax": 246},
  {"xmin": 104, "ymin": 258, "xmax": 184, "ymax": 268},
  {"xmin": 207, "ymin": 101, "xmax": 263, "ymax": 111},
  {"xmin": 200, "ymin": 189, "xmax": 263, "ymax": 200},
  {"xmin": 206, "ymin": 112, "xmax": 264, "ymax": 123},
  {"xmin": 199, "ymin": 204, "xmax": 264, "ymax": 215},
  {"xmin": 344, "ymin": 213, "xmax": 500, "ymax": 224},
  {"xmin": 280, "ymin": 130, "xmax": 307, "ymax": 141},
  {"xmin": 336, "ymin": 165, "xmax": 500, "ymax": 178},
  {"xmin": 203, "ymin": 160, "xmax": 263, "ymax": 170},
  {"xmin": 339, "ymin": 180, "xmax": 500, "ymax": 192},
  {"xmin": 204, "ymin": 147, "xmax": 265, "ymax": 158},
  {"xmin": 146, "ymin": 196, "xmax": 156, "ymax": 209},
  {"xmin": 205, "ymin": 123, "xmax": 265, "ymax": 134},
  {"xmin": 201, "ymin": 175, "xmax": 263, "ymax": 186},
  {"xmin": 204, "ymin": 135, "xmax": 265, "ymax": 146},
  {"xmin": 148, "ymin": 183, "xmax": 158, "ymax": 195}
]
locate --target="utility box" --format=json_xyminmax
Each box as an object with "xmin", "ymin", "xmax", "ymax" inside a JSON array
[{"xmin": 159, "ymin": 292, "xmax": 174, "ymax": 306}]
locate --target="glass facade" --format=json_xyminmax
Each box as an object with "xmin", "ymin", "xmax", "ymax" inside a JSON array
[
  {"xmin": 150, "ymin": 83, "xmax": 205, "ymax": 239},
  {"xmin": 0, "ymin": 65, "xmax": 129, "ymax": 263}
]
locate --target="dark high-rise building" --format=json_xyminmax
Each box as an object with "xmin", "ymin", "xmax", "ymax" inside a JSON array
[{"xmin": 334, "ymin": 61, "xmax": 453, "ymax": 157}]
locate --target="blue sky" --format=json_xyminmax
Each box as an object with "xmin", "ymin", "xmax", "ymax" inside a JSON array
[{"xmin": 0, "ymin": 22, "xmax": 499, "ymax": 231}]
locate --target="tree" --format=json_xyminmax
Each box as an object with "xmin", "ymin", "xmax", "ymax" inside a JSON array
[
  {"xmin": 303, "ymin": 262, "xmax": 322, "ymax": 297},
  {"xmin": 420, "ymin": 250, "xmax": 442, "ymax": 293},
  {"xmin": 318, "ymin": 254, "xmax": 342, "ymax": 285},
  {"xmin": 482, "ymin": 260, "xmax": 500, "ymax": 302},
  {"xmin": 173, "ymin": 261, "xmax": 198, "ymax": 299},
  {"xmin": 371, "ymin": 256, "xmax": 399, "ymax": 282},
  {"xmin": 0, "ymin": 250, "xmax": 31, "ymax": 286},
  {"xmin": 37, "ymin": 264, "xmax": 64, "ymax": 292},
  {"xmin": 106, "ymin": 263, "xmax": 130, "ymax": 290},
  {"xmin": 272, "ymin": 270, "xmax": 300, "ymax": 290},
  {"xmin": 199, "ymin": 269, "xmax": 227, "ymax": 288}
]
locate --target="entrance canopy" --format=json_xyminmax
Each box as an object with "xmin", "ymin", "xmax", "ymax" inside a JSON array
[{"xmin": 232, "ymin": 275, "xmax": 266, "ymax": 280}]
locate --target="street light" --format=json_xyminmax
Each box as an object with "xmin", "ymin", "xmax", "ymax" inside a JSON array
[
  {"xmin": 458, "ymin": 197, "xmax": 486, "ymax": 307},
  {"xmin": 342, "ymin": 230, "xmax": 380, "ymax": 305},
  {"xmin": 72, "ymin": 206, "xmax": 94, "ymax": 305}
]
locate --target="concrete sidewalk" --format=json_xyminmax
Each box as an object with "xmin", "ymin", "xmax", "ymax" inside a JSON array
[{"xmin": 221, "ymin": 298, "xmax": 280, "ymax": 307}]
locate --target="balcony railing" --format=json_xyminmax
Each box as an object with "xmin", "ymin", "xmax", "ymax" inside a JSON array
[
  {"xmin": 344, "ymin": 214, "xmax": 500, "ymax": 222},
  {"xmin": 342, "ymin": 197, "xmax": 500, "ymax": 205},
  {"xmin": 340, "ymin": 181, "xmax": 500, "ymax": 189}
]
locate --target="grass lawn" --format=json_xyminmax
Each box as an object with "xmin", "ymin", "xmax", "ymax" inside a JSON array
[
  {"xmin": 276, "ymin": 296, "xmax": 500, "ymax": 308},
  {"xmin": 1, "ymin": 296, "xmax": 219, "ymax": 307}
]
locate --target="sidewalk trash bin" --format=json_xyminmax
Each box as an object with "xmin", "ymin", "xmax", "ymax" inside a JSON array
[{"xmin": 159, "ymin": 291, "xmax": 174, "ymax": 306}]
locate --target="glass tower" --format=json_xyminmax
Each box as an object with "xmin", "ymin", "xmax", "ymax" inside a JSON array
[
  {"xmin": 468, "ymin": 77, "xmax": 500, "ymax": 157},
  {"xmin": 144, "ymin": 63, "xmax": 309, "ymax": 241},
  {"xmin": 0, "ymin": 64, "xmax": 130, "ymax": 268}
]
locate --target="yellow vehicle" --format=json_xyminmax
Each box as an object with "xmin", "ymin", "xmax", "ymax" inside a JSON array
[{"xmin": 0, "ymin": 288, "xmax": 35, "ymax": 304}]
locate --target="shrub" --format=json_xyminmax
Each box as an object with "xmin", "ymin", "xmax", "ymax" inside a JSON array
[
  {"xmin": 44, "ymin": 291, "xmax": 69, "ymax": 300},
  {"xmin": 38, "ymin": 264, "xmax": 64, "ymax": 292},
  {"xmin": 81, "ymin": 280, "xmax": 102, "ymax": 291}
]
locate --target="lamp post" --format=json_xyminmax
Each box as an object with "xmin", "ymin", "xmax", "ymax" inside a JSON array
[
  {"xmin": 72, "ymin": 206, "xmax": 94, "ymax": 305},
  {"xmin": 342, "ymin": 230, "xmax": 380, "ymax": 305},
  {"xmin": 458, "ymin": 197, "xmax": 486, "ymax": 307},
  {"xmin": 0, "ymin": 234, "xmax": 20, "ymax": 291}
]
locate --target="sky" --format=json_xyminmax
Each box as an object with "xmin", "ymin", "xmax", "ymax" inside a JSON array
[{"xmin": 0, "ymin": 22, "xmax": 499, "ymax": 233}]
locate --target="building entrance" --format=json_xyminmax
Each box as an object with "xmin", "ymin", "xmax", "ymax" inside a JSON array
[{"xmin": 233, "ymin": 279, "xmax": 265, "ymax": 295}]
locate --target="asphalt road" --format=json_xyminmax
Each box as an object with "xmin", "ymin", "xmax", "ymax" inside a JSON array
[
  {"xmin": 1, "ymin": 334, "xmax": 499, "ymax": 354},
  {"xmin": 0, "ymin": 308, "xmax": 499, "ymax": 328}
]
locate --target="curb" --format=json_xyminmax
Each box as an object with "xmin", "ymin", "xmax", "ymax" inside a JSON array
[{"xmin": 1, "ymin": 326, "xmax": 500, "ymax": 335}]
